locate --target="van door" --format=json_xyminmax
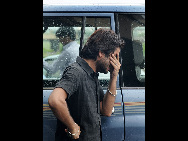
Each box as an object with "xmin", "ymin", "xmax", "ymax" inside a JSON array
[{"xmin": 117, "ymin": 13, "xmax": 145, "ymax": 141}]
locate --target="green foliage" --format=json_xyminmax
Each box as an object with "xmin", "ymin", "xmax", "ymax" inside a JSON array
[{"xmin": 43, "ymin": 40, "xmax": 63, "ymax": 58}]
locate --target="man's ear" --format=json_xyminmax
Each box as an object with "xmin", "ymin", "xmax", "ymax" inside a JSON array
[{"xmin": 98, "ymin": 51, "xmax": 103, "ymax": 58}]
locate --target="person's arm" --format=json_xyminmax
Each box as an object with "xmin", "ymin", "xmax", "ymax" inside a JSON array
[
  {"xmin": 48, "ymin": 88, "xmax": 81, "ymax": 139},
  {"xmin": 43, "ymin": 51, "xmax": 70, "ymax": 74},
  {"xmin": 100, "ymin": 53, "xmax": 121, "ymax": 116}
]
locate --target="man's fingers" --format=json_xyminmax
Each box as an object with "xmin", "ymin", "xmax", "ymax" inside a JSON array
[
  {"xmin": 117, "ymin": 53, "xmax": 119, "ymax": 62},
  {"xmin": 110, "ymin": 55, "xmax": 121, "ymax": 67},
  {"xmin": 110, "ymin": 60, "xmax": 120, "ymax": 70},
  {"xmin": 113, "ymin": 53, "xmax": 119, "ymax": 62}
]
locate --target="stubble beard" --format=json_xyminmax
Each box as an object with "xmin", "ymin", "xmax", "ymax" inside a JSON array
[{"xmin": 96, "ymin": 58, "xmax": 109, "ymax": 74}]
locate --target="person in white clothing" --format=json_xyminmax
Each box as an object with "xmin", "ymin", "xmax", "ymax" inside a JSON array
[{"xmin": 43, "ymin": 26, "xmax": 80, "ymax": 78}]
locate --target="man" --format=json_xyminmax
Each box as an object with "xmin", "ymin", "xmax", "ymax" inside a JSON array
[
  {"xmin": 48, "ymin": 28, "xmax": 124, "ymax": 141},
  {"xmin": 43, "ymin": 26, "xmax": 80, "ymax": 78}
]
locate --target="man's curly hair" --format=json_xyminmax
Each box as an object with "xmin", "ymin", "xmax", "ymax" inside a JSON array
[{"xmin": 80, "ymin": 28, "xmax": 125, "ymax": 60}]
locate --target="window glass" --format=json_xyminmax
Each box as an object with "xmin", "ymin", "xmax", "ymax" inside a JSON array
[
  {"xmin": 43, "ymin": 16, "xmax": 112, "ymax": 88},
  {"xmin": 132, "ymin": 26, "xmax": 145, "ymax": 82},
  {"xmin": 118, "ymin": 14, "xmax": 145, "ymax": 87},
  {"xmin": 84, "ymin": 17, "xmax": 111, "ymax": 87},
  {"xmin": 43, "ymin": 17, "xmax": 82, "ymax": 80}
]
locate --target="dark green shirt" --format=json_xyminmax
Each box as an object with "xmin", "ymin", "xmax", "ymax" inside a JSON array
[{"xmin": 55, "ymin": 56, "xmax": 104, "ymax": 141}]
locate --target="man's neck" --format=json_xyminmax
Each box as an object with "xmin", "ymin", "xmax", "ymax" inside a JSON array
[{"xmin": 83, "ymin": 59, "xmax": 97, "ymax": 73}]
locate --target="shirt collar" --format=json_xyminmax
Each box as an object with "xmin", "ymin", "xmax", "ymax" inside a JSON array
[
  {"xmin": 63, "ymin": 41, "xmax": 77, "ymax": 50},
  {"xmin": 76, "ymin": 56, "xmax": 99, "ymax": 78}
]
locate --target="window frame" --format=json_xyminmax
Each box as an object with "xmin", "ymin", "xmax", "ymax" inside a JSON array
[{"xmin": 43, "ymin": 13, "xmax": 115, "ymax": 30}]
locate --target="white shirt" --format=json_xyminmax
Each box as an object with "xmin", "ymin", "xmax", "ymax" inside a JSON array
[{"xmin": 43, "ymin": 41, "xmax": 80, "ymax": 78}]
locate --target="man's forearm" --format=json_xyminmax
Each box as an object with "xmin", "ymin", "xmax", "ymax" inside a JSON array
[
  {"xmin": 49, "ymin": 98, "xmax": 76, "ymax": 129},
  {"xmin": 48, "ymin": 89, "xmax": 77, "ymax": 130},
  {"xmin": 101, "ymin": 52, "xmax": 121, "ymax": 116},
  {"xmin": 101, "ymin": 76, "xmax": 117, "ymax": 116},
  {"xmin": 49, "ymin": 88, "xmax": 81, "ymax": 139}
]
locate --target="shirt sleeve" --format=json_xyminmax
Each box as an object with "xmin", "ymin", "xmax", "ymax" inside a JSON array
[
  {"xmin": 55, "ymin": 66, "xmax": 79, "ymax": 99},
  {"xmin": 43, "ymin": 51, "xmax": 70, "ymax": 74}
]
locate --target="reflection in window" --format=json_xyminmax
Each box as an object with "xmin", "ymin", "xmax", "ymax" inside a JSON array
[
  {"xmin": 118, "ymin": 14, "xmax": 145, "ymax": 87},
  {"xmin": 132, "ymin": 26, "xmax": 145, "ymax": 82}
]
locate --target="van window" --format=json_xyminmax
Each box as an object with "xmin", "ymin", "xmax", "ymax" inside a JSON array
[
  {"xmin": 118, "ymin": 14, "xmax": 145, "ymax": 87},
  {"xmin": 43, "ymin": 16, "xmax": 112, "ymax": 87},
  {"xmin": 132, "ymin": 26, "xmax": 145, "ymax": 82},
  {"xmin": 43, "ymin": 17, "xmax": 82, "ymax": 80}
]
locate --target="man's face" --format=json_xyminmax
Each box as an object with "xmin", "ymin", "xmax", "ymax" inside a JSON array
[
  {"xmin": 96, "ymin": 48, "xmax": 120, "ymax": 74},
  {"xmin": 58, "ymin": 36, "xmax": 70, "ymax": 46}
]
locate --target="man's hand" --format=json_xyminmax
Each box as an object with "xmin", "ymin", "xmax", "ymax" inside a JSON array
[
  {"xmin": 109, "ymin": 53, "xmax": 121, "ymax": 78},
  {"xmin": 65, "ymin": 123, "xmax": 81, "ymax": 139}
]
